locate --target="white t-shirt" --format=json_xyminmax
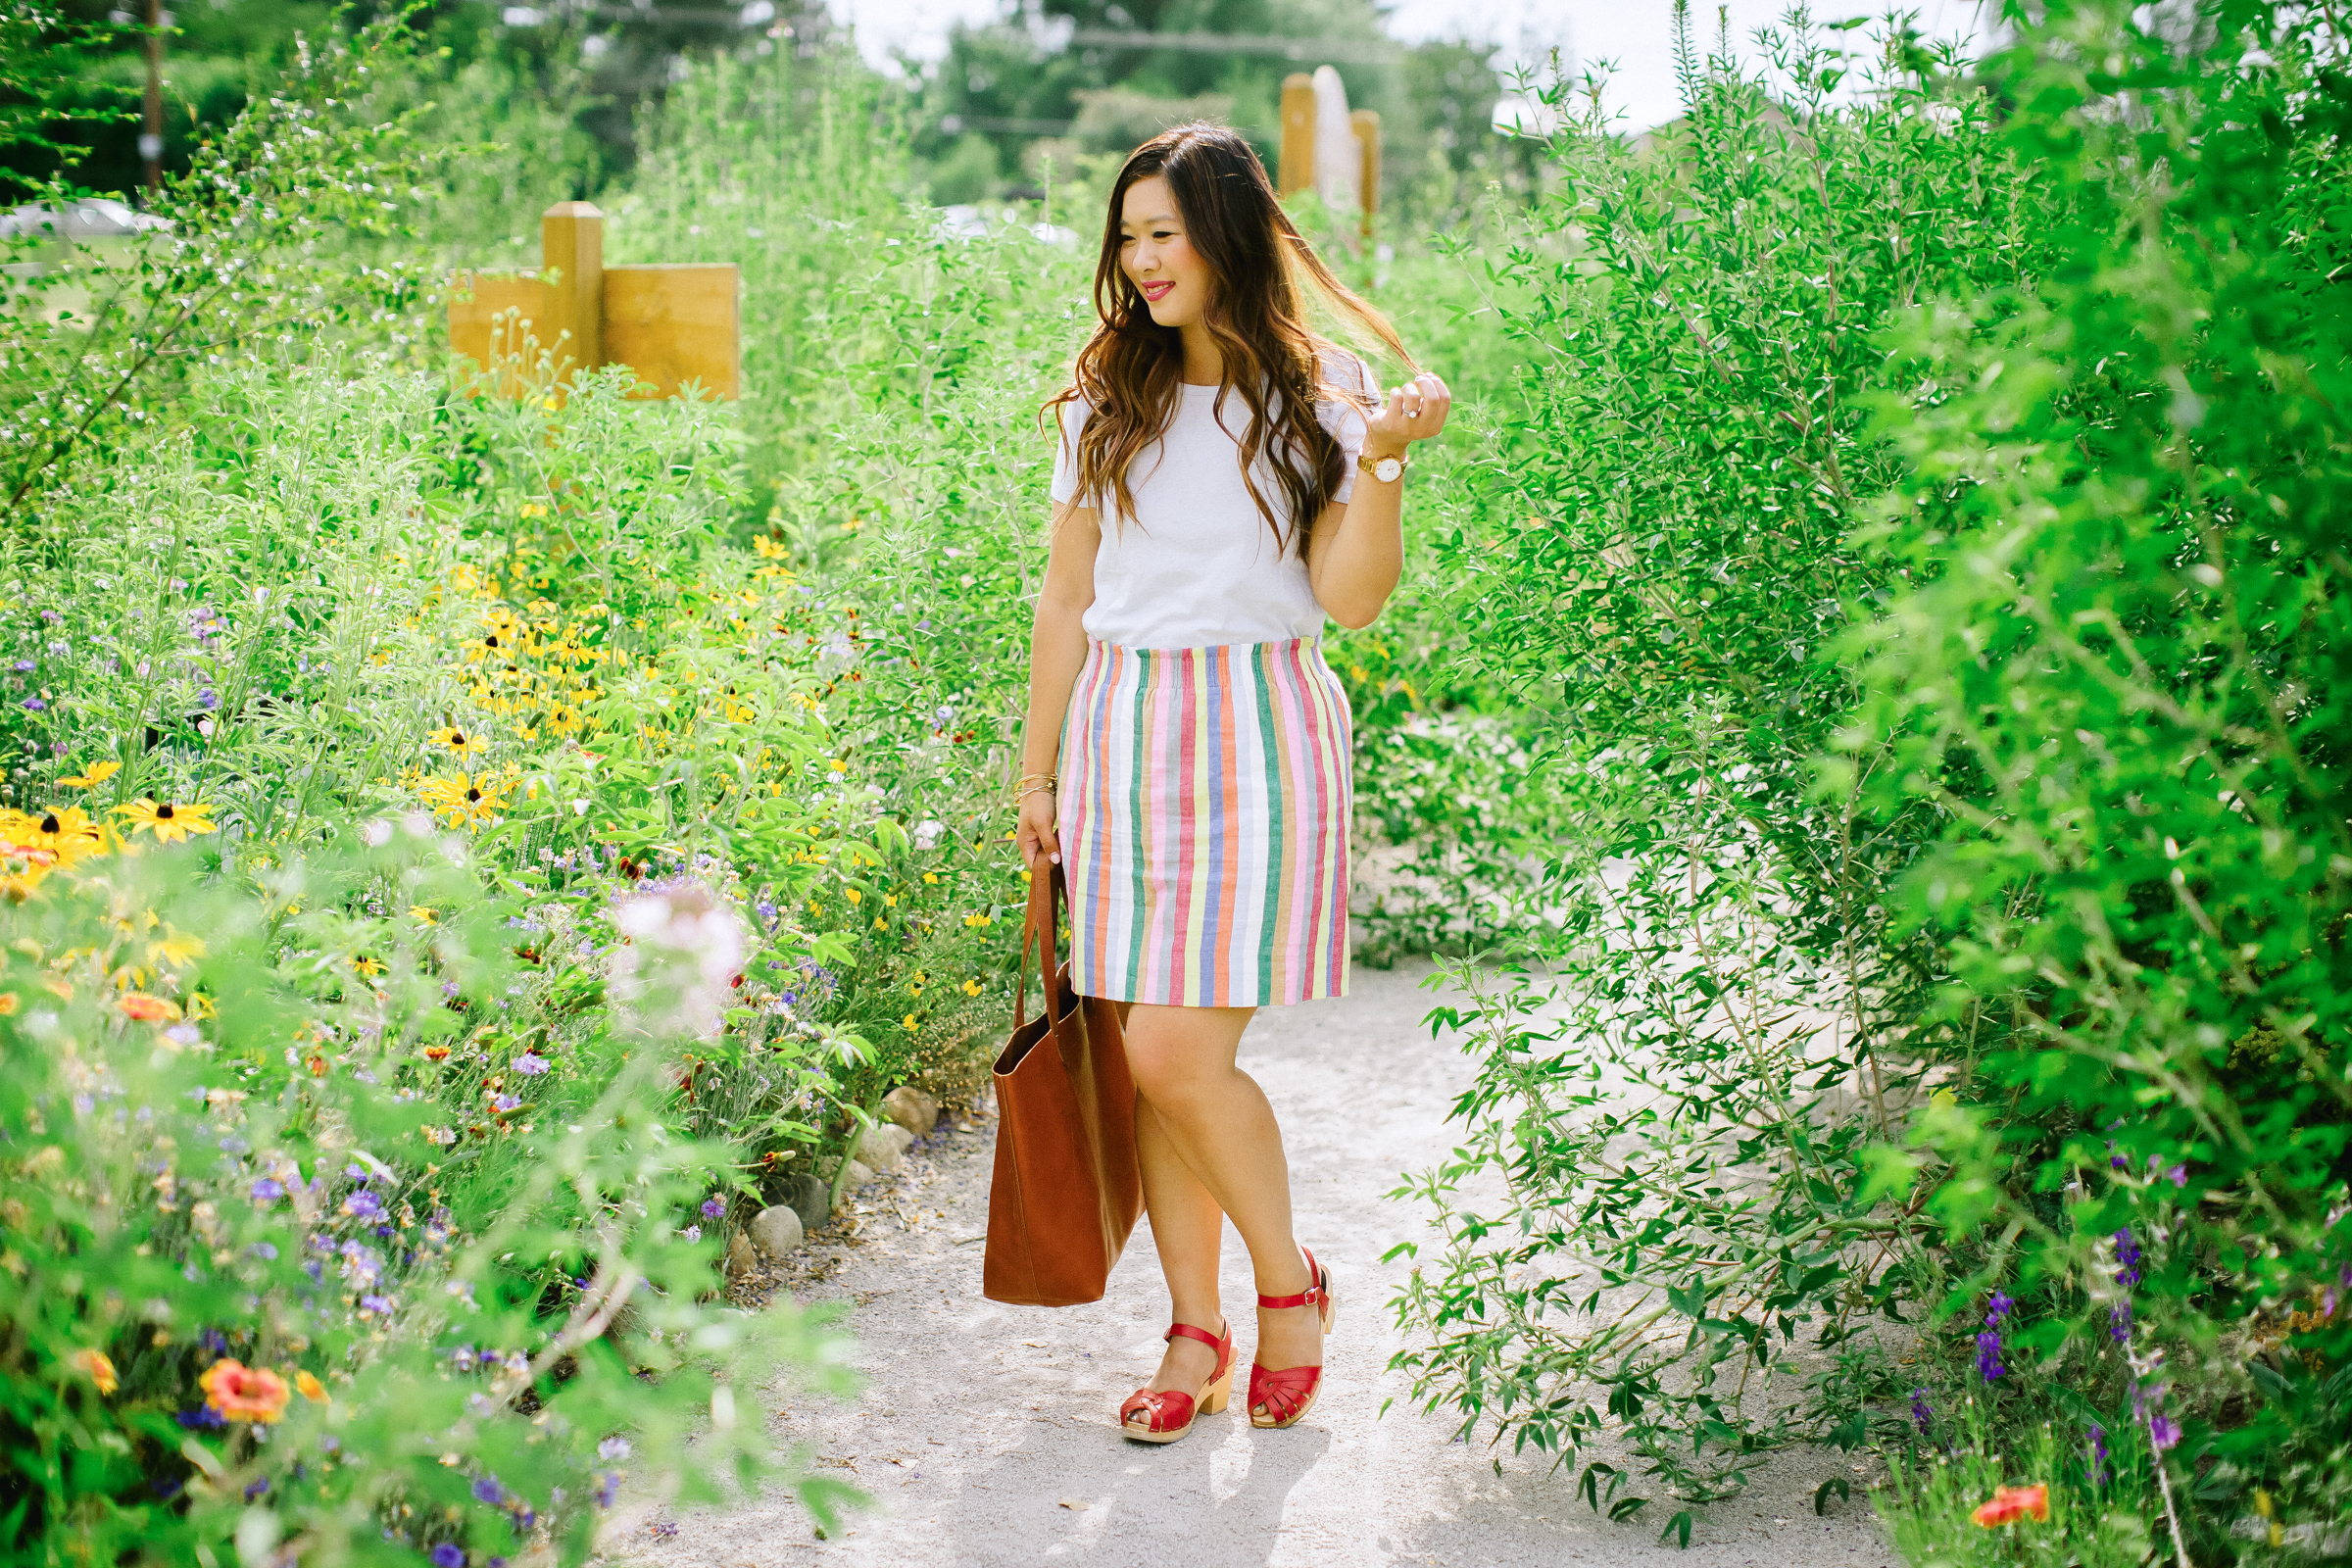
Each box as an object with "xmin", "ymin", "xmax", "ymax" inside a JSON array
[{"xmin": 1049, "ymin": 350, "xmax": 1375, "ymax": 650}]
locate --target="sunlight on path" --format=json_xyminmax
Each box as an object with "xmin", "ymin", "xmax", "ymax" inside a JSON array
[{"xmin": 619, "ymin": 964, "xmax": 1894, "ymax": 1567}]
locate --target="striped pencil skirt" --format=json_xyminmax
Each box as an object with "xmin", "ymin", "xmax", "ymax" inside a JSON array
[{"xmin": 1055, "ymin": 636, "xmax": 1352, "ymax": 1008}]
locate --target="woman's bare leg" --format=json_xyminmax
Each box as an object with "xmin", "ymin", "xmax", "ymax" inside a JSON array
[
  {"xmin": 1121, "ymin": 1002, "xmax": 1320, "ymax": 1414},
  {"xmin": 1133, "ymin": 1098, "xmax": 1228, "ymax": 1395}
]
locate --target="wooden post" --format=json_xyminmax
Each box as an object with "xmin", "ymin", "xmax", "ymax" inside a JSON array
[
  {"xmin": 540, "ymin": 202, "xmax": 604, "ymax": 387},
  {"xmin": 1279, "ymin": 74, "xmax": 1316, "ymax": 197},
  {"xmin": 1351, "ymin": 109, "xmax": 1381, "ymax": 238}
]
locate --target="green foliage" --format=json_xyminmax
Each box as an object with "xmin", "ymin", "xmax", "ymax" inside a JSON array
[
  {"xmin": 0, "ymin": 2, "xmax": 135, "ymax": 194},
  {"xmin": 0, "ymin": 16, "xmax": 436, "ymax": 523},
  {"xmin": 1849, "ymin": 0, "xmax": 2352, "ymax": 1550},
  {"xmin": 1380, "ymin": 0, "xmax": 2352, "ymax": 1554},
  {"xmin": 0, "ymin": 831, "xmax": 858, "ymax": 1566},
  {"xmin": 1386, "ymin": 5, "xmax": 2022, "ymax": 1505}
]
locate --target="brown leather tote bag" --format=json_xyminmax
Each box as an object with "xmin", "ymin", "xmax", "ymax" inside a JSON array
[{"xmin": 982, "ymin": 863, "xmax": 1143, "ymax": 1306}]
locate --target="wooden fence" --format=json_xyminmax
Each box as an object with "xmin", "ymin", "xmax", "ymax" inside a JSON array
[{"xmin": 448, "ymin": 202, "xmax": 739, "ymax": 402}]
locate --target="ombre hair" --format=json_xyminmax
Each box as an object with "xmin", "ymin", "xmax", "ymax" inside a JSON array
[{"xmin": 1046, "ymin": 122, "xmax": 1414, "ymax": 558}]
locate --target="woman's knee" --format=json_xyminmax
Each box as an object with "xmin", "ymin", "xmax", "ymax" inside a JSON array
[{"xmin": 1127, "ymin": 1042, "xmax": 1214, "ymax": 1110}]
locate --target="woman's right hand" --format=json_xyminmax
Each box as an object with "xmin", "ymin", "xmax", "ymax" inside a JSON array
[{"xmin": 1016, "ymin": 787, "xmax": 1061, "ymax": 873}]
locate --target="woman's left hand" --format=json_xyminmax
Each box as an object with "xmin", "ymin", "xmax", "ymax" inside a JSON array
[{"xmin": 1364, "ymin": 370, "xmax": 1453, "ymax": 454}]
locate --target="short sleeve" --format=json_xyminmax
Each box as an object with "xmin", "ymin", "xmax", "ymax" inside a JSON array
[
  {"xmin": 1318, "ymin": 351, "xmax": 1378, "ymax": 504},
  {"xmin": 1049, "ymin": 397, "xmax": 1091, "ymax": 506}
]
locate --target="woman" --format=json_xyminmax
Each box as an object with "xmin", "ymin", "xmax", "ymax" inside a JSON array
[{"xmin": 1013, "ymin": 122, "xmax": 1451, "ymax": 1443}]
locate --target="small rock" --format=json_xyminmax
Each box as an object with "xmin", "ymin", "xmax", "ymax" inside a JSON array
[
  {"xmin": 858, "ymin": 1123, "xmax": 914, "ymax": 1173},
  {"xmin": 834, "ymin": 1160, "xmax": 875, "ymax": 1204},
  {"xmin": 748, "ymin": 1204, "xmax": 805, "ymax": 1259},
  {"xmin": 725, "ymin": 1230, "xmax": 758, "ymax": 1280},
  {"xmin": 881, "ymin": 1085, "xmax": 939, "ymax": 1139},
  {"xmin": 778, "ymin": 1172, "xmax": 830, "ymax": 1233}
]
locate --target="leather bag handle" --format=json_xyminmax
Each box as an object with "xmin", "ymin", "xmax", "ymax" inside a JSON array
[{"xmin": 1011, "ymin": 861, "xmax": 1066, "ymax": 1033}]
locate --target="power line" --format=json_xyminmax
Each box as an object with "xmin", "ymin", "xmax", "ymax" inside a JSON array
[{"xmin": 1063, "ymin": 30, "xmax": 1402, "ymax": 66}]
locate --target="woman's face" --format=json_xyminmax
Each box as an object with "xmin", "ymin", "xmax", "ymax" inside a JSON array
[{"xmin": 1118, "ymin": 174, "xmax": 1210, "ymax": 328}]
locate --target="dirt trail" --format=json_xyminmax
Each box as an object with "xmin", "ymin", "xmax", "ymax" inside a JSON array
[{"xmin": 620, "ymin": 961, "xmax": 1898, "ymax": 1568}]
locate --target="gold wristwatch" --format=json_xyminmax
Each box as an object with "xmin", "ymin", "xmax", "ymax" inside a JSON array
[{"xmin": 1365, "ymin": 449, "xmax": 1412, "ymax": 484}]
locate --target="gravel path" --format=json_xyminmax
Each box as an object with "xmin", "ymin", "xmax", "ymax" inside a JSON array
[{"xmin": 619, "ymin": 961, "xmax": 1897, "ymax": 1568}]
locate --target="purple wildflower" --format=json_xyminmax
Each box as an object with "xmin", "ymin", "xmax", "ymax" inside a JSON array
[
  {"xmin": 514, "ymin": 1053, "xmax": 550, "ymax": 1076},
  {"xmin": 200, "ymin": 1328, "xmax": 228, "ymax": 1355},
  {"xmin": 2166, "ymin": 1164, "xmax": 2186, "ymax": 1188},
  {"xmin": 492, "ymin": 1094, "xmax": 522, "ymax": 1112},
  {"xmin": 650, "ymin": 1523, "xmax": 678, "ymax": 1541},
  {"xmin": 1909, "ymin": 1388, "xmax": 1934, "ymax": 1435},
  {"xmin": 701, "ymin": 1198, "xmax": 725, "ymax": 1219},
  {"xmin": 2114, "ymin": 1230, "xmax": 2142, "ymax": 1289},
  {"xmin": 2149, "ymin": 1412, "xmax": 2180, "ymax": 1450},
  {"xmin": 22, "ymin": 698, "xmax": 45, "ymax": 711},
  {"xmin": 2111, "ymin": 1301, "xmax": 2133, "ymax": 1343},
  {"xmin": 245, "ymin": 1477, "xmax": 270, "ymax": 1500},
  {"xmin": 344, "ymin": 1190, "xmax": 385, "ymax": 1222},
  {"xmin": 176, "ymin": 1406, "xmax": 227, "ymax": 1430},
  {"xmin": 1976, "ymin": 1328, "xmax": 2006, "ymax": 1381},
  {"xmin": 430, "ymin": 1545, "xmax": 466, "ymax": 1568},
  {"xmin": 598, "ymin": 1437, "xmax": 631, "ymax": 1461},
  {"xmin": 2089, "ymin": 1423, "xmax": 2109, "ymax": 1485},
  {"xmin": 251, "ymin": 1177, "xmax": 285, "ymax": 1202},
  {"xmin": 360, "ymin": 1294, "xmax": 395, "ymax": 1315},
  {"xmin": 196, "ymin": 690, "xmax": 219, "ymax": 711},
  {"xmin": 471, "ymin": 1477, "xmax": 507, "ymax": 1506},
  {"xmin": 595, "ymin": 1472, "xmax": 620, "ymax": 1508}
]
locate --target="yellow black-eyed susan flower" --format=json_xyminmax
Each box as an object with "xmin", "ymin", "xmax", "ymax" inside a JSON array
[
  {"xmin": 113, "ymin": 799, "xmax": 216, "ymax": 845},
  {"xmin": 22, "ymin": 804, "xmax": 108, "ymax": 864}
]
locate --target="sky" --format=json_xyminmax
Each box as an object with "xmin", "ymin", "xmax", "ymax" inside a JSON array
[{"xmin": 823, "ymin": 0, "xmax": 1994, "ymax": 131}]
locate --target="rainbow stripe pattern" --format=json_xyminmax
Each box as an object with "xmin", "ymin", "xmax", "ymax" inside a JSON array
[{"xmin": 1056, "ymin": 636, "xmax": 1352, "ymax": 1007}]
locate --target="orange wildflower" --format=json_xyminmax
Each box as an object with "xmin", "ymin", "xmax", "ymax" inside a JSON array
[
  {"xmin": 295, "ymin": 1370, "xmax": 328, "ymax": 1403},
  {"xmin": 199, "ymin": 1359, "xmax": 290, "ymax": 1423},
  {"xmin": 72, "ymin": 1348, "xmax": 119, "ymax": 1395},
  {"xmin": 117, "ymin": 994, "xmax": 183, "ymax": 1023},
  {"xmin": 1972, "ymin": 1484, "xmax": 2050, "ymax": 1527}
]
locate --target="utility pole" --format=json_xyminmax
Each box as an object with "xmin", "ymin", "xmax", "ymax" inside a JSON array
[{"xmin": 140, "ymin": 0, "xmax": 164, "ymax": 202}]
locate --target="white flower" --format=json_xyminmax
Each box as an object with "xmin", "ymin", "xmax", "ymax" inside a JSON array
[{"xmin": 609, "ymin": 883, "xmax": 743, "ymax": 1042}]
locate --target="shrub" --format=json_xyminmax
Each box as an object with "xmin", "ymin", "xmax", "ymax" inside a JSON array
[
  {"xmin": 1385, "ymin": 3, "xmax": 2031, "ymax": 1514},
  {"xmin": 1385, "ymin": 0, "xmax": 2352, "ymax": 1555},
  {"xmin": 0, "ymin": 828, "xmax": 858, "ymax": 1565}
]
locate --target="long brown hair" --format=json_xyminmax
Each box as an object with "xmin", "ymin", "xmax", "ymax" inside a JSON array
[{"xmin": 1046, "ymin": 123, "xmax": 1413, "ymax": 557}]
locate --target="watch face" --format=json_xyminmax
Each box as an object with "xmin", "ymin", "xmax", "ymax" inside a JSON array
[{"xmin": 1374, "ymin": 457, "xmax": 1402, "ymax": 482}]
